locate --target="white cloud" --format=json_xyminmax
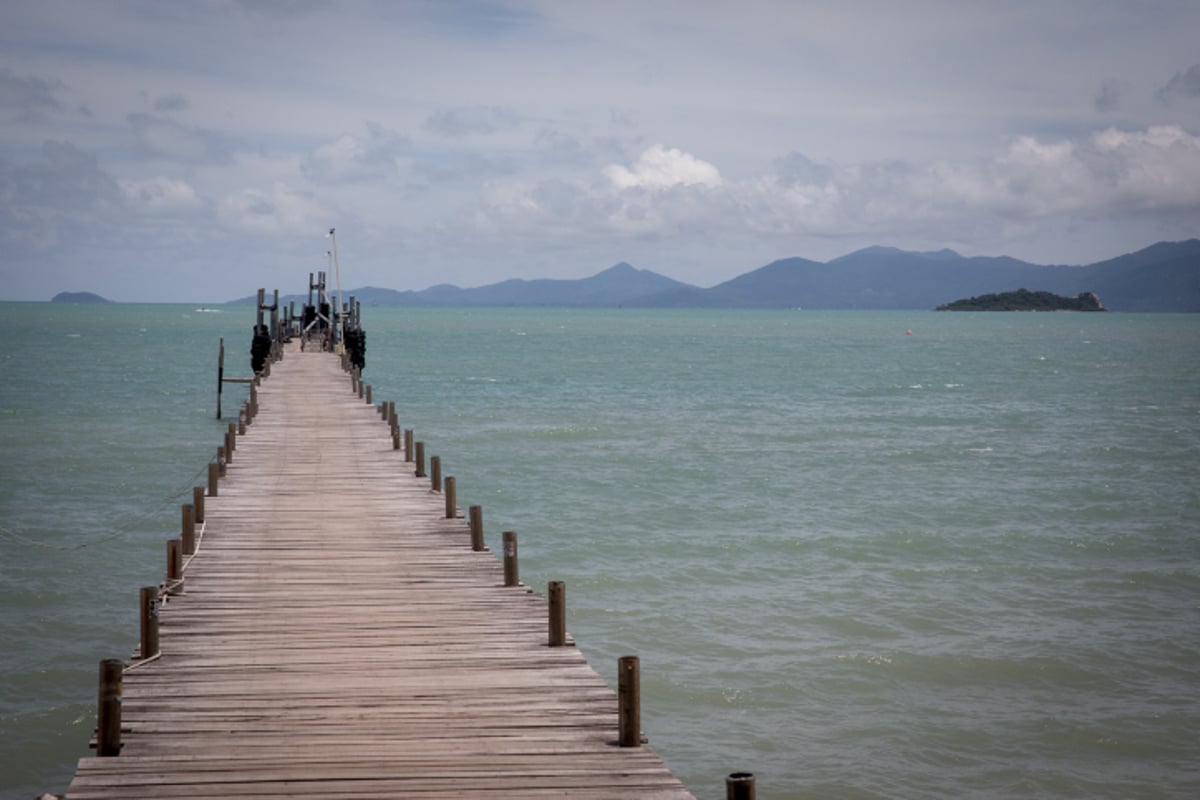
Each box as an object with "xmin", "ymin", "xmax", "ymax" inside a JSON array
[
  {"xmin": 218, "ymin": 182, "xmax": 323, "ymax": 235},
  {"xmin": 301, "ymin": 123, "xmax": 410, "ymax": 184},
  {"xmin": 604, "ymin": 144, "xmax": 723, "ymax": 190},
  {"xmin": 120, "ymin": 176, "xmax": 200, "ymax": 213}
]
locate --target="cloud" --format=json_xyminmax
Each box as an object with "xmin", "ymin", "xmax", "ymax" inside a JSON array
[
  {"xmin": 218, "ymin": 182, "xmax": 324, "ymax": 235},
  {"xmin": 1094, "ymin": 79, "xmax": 1120, "ymax": 112},
  {"xmin": 1157, "ymin": 64, "xmax": 1200, "ymax": 102},
  {"xmin": 153, "ymin": 93, "xmax": 189, "ymax": 112},
  {"xmin": 603, "ymin": 144, "xmax": 723, "ymax": 190},
  {"xmin": 301, "ymin": 122, "xmax": 410, "ymax": 184},
  {"xmin": 0, "ymin": 67, "xmax": 65, "ymax": 121},
  {"xmin": 128, "ymin": 113, "xmax": 234, "ymax": 163},
  {"xmin": 119, "ymin": 176, "xmax": 201, "ymax": 214},
  {"xmin": 423, "ymin": 106, "xmax": 520, "ymax": 138}
]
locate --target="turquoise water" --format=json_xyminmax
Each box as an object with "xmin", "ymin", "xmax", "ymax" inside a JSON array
[{"xmin": 2, "ymin": 303, "xmax": 1198, "ymax": 799}]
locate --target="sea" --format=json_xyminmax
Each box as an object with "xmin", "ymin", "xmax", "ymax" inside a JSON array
[{"xmin": 1, "ymin": 302, "xmax": 1198, "ymax": 800}]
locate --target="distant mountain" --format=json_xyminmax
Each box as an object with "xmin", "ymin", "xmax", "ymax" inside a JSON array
[
  {"xmin": 229, "ymin": 240, "xmax": 1200, "ymax": 312},
  {"xmin": 51, "ymin": 291, "xmax": 111, "ymax": 303},
  {"xmin": 231, "ymin": 263, "xmax": 696, "ymax": 308},
  {"xmin": 631, "ymin": 240, "xmax": 1200, "ymax": 311}
]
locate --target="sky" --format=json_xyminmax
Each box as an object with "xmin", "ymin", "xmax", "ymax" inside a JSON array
[{"xmin": 1, "ymin": 0, "xmax": 1199, "ymax": 302}]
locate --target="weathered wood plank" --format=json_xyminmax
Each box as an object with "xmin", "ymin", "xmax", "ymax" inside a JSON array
[{"xmin": 65, "ymin": 342, "xmax": 695, "ymax": 800}]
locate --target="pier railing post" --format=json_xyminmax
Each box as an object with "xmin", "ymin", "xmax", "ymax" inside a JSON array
[
  {"xmin": 618, "ymin": 655, "xmax": 641, "ymax": 747},
  {"xmin": 415, "ymin": 442, "xmax": 426, "ymax": 478},
  {"xmin": 726, "ymin": 773, "xmax": 756, "ymax": 799},
  {"xmin": 444, "ymin": 476, "xmax": 456, "ymax": 518},
  {"xmin": 139, "ymin": 586, "xmax": 160, "ymax": 660},
  {"xmin": 224, "ymin": 431, "xmax": 234, "ymax": 464},
  {"xmin": 365, "ymin": 385, "xmax": 372, "ymax": 405},
  {"xmin": 404, "ymin": 429, "xmax": 413, "ymax": 462},
  {"xmin": 181, "ymin": 503, "xmax": 195, "ymax": 556},
  {"xmin": 549, "ymin": 581, "xmax": 566, "ymax": 646},
  {"xmin": 217, "ymin": 446, "xmax": 226, "ymax": 477},
  {"xmin": 96, "ymin": 659, "xmax": 123, "ymax": 756},
  {"xmin": 166, "ymin": 539, "xmax": 183, "ymax": 594},
  {"xmin": 430, "ymin": 455, "xmax": 441, "ymax": 492},
  {"xmin": 208, "ymin": 461, "xmax": 219, "ymax": 496},
  {"xmin": 193, "ymin": 486, "xmax": 205, "ymax": 524},
  {"xmin": 469, "ymin": 505, "xmax": 484, "ymax": 551},
  {"xmin": 503, "ymin": 531, "xmax": 519, "ymax": 586}
]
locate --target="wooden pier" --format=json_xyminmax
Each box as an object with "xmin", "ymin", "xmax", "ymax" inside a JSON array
[{"xmin": 65, "ymin": 342, "xmax": 700, "ymax": 799}]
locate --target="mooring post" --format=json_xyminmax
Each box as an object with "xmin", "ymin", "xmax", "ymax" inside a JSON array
[
  {"xmin": 415, "ymin": 442, "xmax": 426, "ymax": 478},
  {"xmin": 469, "ymin": 505, "xmax": 484, "ymax": 551},
  {"xmin": 404, "ymin": 429, "xmax": 413, "ymax": 463},
  {"xmin": 181, "ymin": 503, "xmax": 195, "ymax": 555},
  {"xmin": 365, "ymin": 385, "xmax": 372, "ymax": 405},
  {"xmin": 216, "ymin": 338, "xmax": 225, "ymax": 420},
  {"xmin": 227, "ymin": 423, "xmax": 237, "ymax": 452},
  {"xmin": 139, "ymin": 586, "xmax": 160, "ymax": 660},
  {"xmin": 430, "ymin": 455, "xmax": 441, "ymax": 492},
  {"xmin": 388, "ymin": 401, "xmax": 396, "ymax": 430},
  {"xmin": 238, "ymin": 411, "xmax": 246, "ymax": 436},
  {"xmin": 193, "ymin": 486, "xmax": 205, "ymax": 524},
  {"xmin": 96, "ymin": 659, "xmax": 123, "ymax": 756},
  {"xmin": 503, "ymin": 531, "xmax": 519, "ymax": 586},
  {"xmin": 444, "ymin": 476, "xmax": 456, "ymax": 518},
  {"xmin": 223, "ymin": 431, "xmax": 233, "ymax": 465},
  {"xmin": 217, "ymin": 446, "xmax": 226, "ymax": 477},
  {"xmin": 392, "ymin": 429, "xmax": 401, "ymax": 450},
  {"xmin": 618, "ymin": 655, "xmax": 641, "ymax": 747},
  {"xmin": 549, "ymin": 581, "xmax": 566, "ymax": 647},
  {"xmin": 166, "ymin": 539, "xmax": 182, "ymax": 593},
  {"xmin": 726, "ymin": 773, "xmax": 756, "ymax": 800},
  {"xmin": 208, "ymin": 461, "xmax": 219, "ymax": 496}
]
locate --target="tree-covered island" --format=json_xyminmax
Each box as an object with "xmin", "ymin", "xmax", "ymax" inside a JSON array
[{"xmin": 936, "ymin": 289, "xmax": 1106, "ymax": 311}]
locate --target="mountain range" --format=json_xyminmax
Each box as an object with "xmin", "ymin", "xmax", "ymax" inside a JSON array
[{"xmin": 234, "ymin": 239, "xmax": 1200, "ymax": 312}]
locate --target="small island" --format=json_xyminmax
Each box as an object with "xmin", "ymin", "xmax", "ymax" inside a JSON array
[
  {"xmin": 51, "ymin": 291, "xmax": 112, "ymax": 303},
  {"xmin": 936, "ymin": 288, "xmax": 1106, "ymax": 312}
]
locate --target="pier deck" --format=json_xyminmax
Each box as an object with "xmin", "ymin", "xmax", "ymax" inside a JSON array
[{"xmin": 65, "ymin": 344, "xmax": 696, "ymax": 799}]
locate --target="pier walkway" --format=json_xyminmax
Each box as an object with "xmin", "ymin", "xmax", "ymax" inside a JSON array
[{"xmin": 66, "ymin": 344, "xmax": 696, "ymax": 799}]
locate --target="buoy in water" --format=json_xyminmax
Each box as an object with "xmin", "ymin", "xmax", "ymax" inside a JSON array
[{"xmin": 906, "ymin": 329, "xmax": 913, "ymax": 336}]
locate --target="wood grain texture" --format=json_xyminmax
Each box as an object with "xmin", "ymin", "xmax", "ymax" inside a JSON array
[{"xmin": 66, "ymin": 343, "xmax": 695, "ymax": 799}]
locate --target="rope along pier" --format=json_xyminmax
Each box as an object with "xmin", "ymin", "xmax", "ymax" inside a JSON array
[{"xmin": 65, "ymin": 339, "xmax": 729, "ymax": 799}]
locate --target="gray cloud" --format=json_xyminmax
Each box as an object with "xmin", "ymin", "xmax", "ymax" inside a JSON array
[
  {"xmin": 128, "ymin": 113, "xmax": 234, "ymax": 163},
  {"xmin": 0, "ymin": 68, "xmax": 64, "ymax": 121},
  {"xmin": 424, "ymin": 106, "xmax": 520, "ymax": 138},
  {"xmin": 1157, "ymin": 64, "xmax": 1200, "ymax": 102},
  {"xmin": 1094, "ymin": 79, "xmax": 1120, "ymax": 112},
  {"xmin": 153, "ymin": 93, "xmax": 189, "ymax": 112}
]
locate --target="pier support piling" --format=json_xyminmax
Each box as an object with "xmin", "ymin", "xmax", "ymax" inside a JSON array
[
  {"xmin": 470, "ymin": 505, "xmax": 484, "ymax": 551},
  {"xmin": 726, "ymin": 773, "xmax": 756, "ymax": 800},
  {"xmin": 618, "ymin": 655, "xmax": 641, "ymax": 747},
  {"xmin": 444, "ymin": 476, "xmax": 456, "ymax": 518},
  {"xmin": 139, "ymin": 586, "xmax": 159, "ymax": 660},
  {"xmin": 549, "ymin": 581, "xmax": 566, "ymax": 646},
  {"xmin": 503, "ymin": 531, "xmax": 519, "ymax": 587},
  {"xmin": 96, "ymin": 659, "xmax": 123, "ymax": 757}
]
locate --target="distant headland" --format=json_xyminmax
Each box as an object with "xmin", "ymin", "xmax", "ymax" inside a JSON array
[
  {"xmin": 51, "ymin": 291, "xmax": 112, "ymax": 304},
  {"xmin": 936, "ymin": 289, "xmax": 1106, "ymax": 312}
]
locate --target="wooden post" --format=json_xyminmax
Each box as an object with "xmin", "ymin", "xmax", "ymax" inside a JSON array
[
  {"xmin": 357, "ymin": 376, "xmax": 364, "ymax": 399},
  {"xmin": 388, "ymin": 401, "xmax": 396, "ymax": 430},
  {"xmin": 404, "ymin": 429, "xmax": 413, "ymax": 462},
  {"xmin": 223, "ymin": 431, "xmax": 233, "ymax": 465},
  {"xmin": 430, "ymin": 455, "xmax": 441, "ymax": 492},
  {"xmin": 549, "ymin": 581, "xmax": 566, "ymax": 647},
  {"xmin": 618, "ymin": 655, "xmax": 641, "ymax": 747},
  {"xmin": 444, "ymin": 476, "xmax": 456, "ymax": 518},
  {"xmin": 208, "ymin": 461, "xmax": 219, "ymax": 496},
  {"xmin": 392, "ymin": 429, "xmax": 401, "ymax": 450},
  {"xmin": 181, "ymin": 503, "xmax": 195, "ymax": 555},
  {"xmin": 365, "ymin": 385, "xmax": 372, "ymax": 405},
  {"xmin": 227, "ymin": 423, "xmax": 237, "ymax": 452},
  {"xmin": 415, "ymin": 442, "xmax": 426, "ymax": 478},
  {"xmin": 726, "ymin": 773, "xmax": 756, "ymax": 800},
  {"xmin": 216, "ymin": 338, "xmax": 224, "ymax": 420},
  {"xmin": 238, "ymin": 412, "xmax": 246, "ymax": 436},
  {"xmin": 166, "ymin": 539, "xmax": 182, "ymax": 593},
  {"xmin": 217, "ymin": 446, "xmax": 226, "ymax": 477},
  {"xmin": 96, "ymin": 659, "xmax": 123, "ymax": 757},
  {"xmin": 469, "ymin": 505, "xmax": 484, "ymax": 551},
  {"xmin": 193, "ymin": 486, "xmax": 205, "ymax": 524},
  {"xmin": 503, "ymin": 531, "xmax": 518, "ymax": 586},
  {"xmin": 139, "ymin": 586, "xmax": 159, "ymax": 660}
]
